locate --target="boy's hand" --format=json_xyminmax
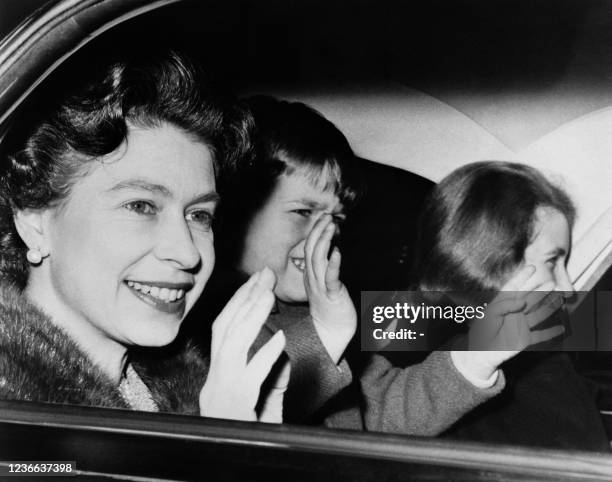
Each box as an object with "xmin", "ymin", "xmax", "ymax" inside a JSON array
[{"xmin": 304, "ymin": 214, "xmax": 357, "ymax": 364}]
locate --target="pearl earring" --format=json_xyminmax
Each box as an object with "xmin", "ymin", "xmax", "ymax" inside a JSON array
[{"xmin": 26, "ymin": 248, "xmax": 43, "ymax": 265}]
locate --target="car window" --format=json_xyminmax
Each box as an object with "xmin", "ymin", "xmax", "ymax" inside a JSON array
[{"xmin": 2, "ymin": 0, "xmax": 612, "ymax": 479}]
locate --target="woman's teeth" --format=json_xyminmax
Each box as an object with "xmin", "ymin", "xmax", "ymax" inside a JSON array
[
  {"xmin": 291, "ymin": 258, "xmax": 306, "ymax": 271},
  {"xmin": 126, "ymin": 281, "xmax": 185, "ymax": 302}
]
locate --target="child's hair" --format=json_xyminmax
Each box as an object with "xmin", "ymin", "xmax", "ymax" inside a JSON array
[
  {"xmin": 216, "ymin": 95, "xmax": 361, "ymax": 266},
  {"xmin": 413, "ymin": 161, "xmax": 575, "ymax": 292}
]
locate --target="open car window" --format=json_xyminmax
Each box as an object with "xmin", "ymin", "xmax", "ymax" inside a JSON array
[{"xmin": 2, "ymin": 0, "xmax": 612, "ymax": 480}]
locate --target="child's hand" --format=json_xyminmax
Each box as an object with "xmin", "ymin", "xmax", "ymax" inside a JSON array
[
  {"xmin": 453, "ymin": 265, "xmax": 566, "ymax": 383},
  {"xmin": 304, "ymin": 214, "xmax": 357, "ymax": 364},
  {"xmin": 199, "ymin": 268, "xmax": 288, "ymax": 422}
]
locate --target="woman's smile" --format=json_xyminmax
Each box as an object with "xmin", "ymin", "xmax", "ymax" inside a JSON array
[{"xmin": 124, "ymin": 280, "xmax": 191, "ymax": 315}]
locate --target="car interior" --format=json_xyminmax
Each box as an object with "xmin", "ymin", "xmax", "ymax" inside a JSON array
[{"xmin": 2, "ymin": 0, "xmax": 612, "ymax": 480}]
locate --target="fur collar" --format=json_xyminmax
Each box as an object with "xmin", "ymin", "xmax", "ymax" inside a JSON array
[{"xmin": 0, "ymin": 283, "xmax": 207, "ymax": 414}]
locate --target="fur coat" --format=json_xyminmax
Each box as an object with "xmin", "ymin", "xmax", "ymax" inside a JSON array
[
  {"xmin": 0, "ymin": 284, "xmax": 350, "ymax": 417},
  {"xmin": 0, "ymin": 283, "xmax": 207, "ymax": 413}
]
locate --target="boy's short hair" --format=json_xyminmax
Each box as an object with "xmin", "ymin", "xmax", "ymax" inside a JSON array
[
  {"xmin": 239, "ymin": 95, "xmax": 359, "ymax": 206},
  {"xmin": 217, "ymin": 95, "xmax": 361, "ymax": 266}
]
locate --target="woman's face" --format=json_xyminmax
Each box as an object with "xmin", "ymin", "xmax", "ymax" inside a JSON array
[
  {"xmin": 521, "ymin": 206, "xmax": 573, "ymax": 294},
  {"xmin": 238, "ymin": 170, "xmax": 344, "ymax": 303},
  {"xmin": 35, "ymin": 123, "xmax": 218, "ymax": 346}
]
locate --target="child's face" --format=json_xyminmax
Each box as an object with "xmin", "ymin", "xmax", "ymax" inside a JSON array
[
  {"xmin": 239, "ymin": 171, "xmax": 344, "ymax": 303},
  {"xmin": 521, "ymin": 206, "xmax": 573, "ymax": 294}
]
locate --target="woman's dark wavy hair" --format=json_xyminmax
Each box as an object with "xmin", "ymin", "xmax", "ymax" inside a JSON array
[
  {"xmin": 0, "ymin": 50, "xmax": 253, "ymax": 288},
  {"xmin": 216, "ymin": 94, "xmax": 361, "ymax": 266},
  {"xmin": 413, "ymin": 161, "xmax": 576, "ymax": 292}
]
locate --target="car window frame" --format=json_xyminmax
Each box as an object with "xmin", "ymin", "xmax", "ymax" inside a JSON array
[{"xmin": 2, "ymin": 1, "xmax": 612, "ymax": 480}]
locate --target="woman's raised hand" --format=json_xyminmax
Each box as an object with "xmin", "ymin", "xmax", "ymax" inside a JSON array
[
  {"xmin": 199, "ymin": 267, "xmax": 289, "ymax": 422},
  {"xmin": 454, "ymin": 265, "xmax": 566, "ymax": 382},
  {"xmin": 304, "ymin": 214, "xmax": 357, "ymax": 364}
]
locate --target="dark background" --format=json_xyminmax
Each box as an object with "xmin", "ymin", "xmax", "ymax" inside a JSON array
[{"xmin": 4, "ymin": 0, "xmax": 609, "ymax": 93}]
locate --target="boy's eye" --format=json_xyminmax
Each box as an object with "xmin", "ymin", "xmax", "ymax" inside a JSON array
[
  {"xmin": 292, "ymin": 209, "xmax": 313, "ymax": 218},
  {"xmin": 332, "ymin": 214, "xmax": 346, "ymax": 226},
  {"xmin": 123, "ymin": 200, "xmax": 157, "ymax": 215},
  {"xmin": 186, "ymin": 209, "xmax": 214, "ymax": 229}
]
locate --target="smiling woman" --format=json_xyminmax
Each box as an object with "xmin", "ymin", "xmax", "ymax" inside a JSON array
[
  {"xmin": 24, "ymin": 124, "xmax": 218, "ymax": 366},
  {"xmin": 0, "ymin": 49, "xmax": 289, "ymax": 420}
]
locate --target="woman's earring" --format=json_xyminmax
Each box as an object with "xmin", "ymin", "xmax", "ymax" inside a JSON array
[{"xmin": 26, "ymin": 248, "xmax": 43, "ymax": 265}]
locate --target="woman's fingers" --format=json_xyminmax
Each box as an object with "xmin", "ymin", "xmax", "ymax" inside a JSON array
[
  {"xmin": 247, "ymin": 330, "xmax": 287, "ymax": 389},
  {"xmin": 201, "ymin": 270, "xmax": 283, "ymax": 423},
  {"xmin": 325, "ymin": 247, "xmax": 342, "ymax": 293},
  {"xmin": 211, "ymin": 270, "xmax": 261, "ymax": 355},
  {"xmin": 258, "ymin": 360, "xmax": 291, "ymax": 423},
  {"xmin": 227, "ymin": 281, "xmax": 276, "ymax": 356},
  {"xmin": 213, "ymin": 270, "xmax": 260, "ymax": 329},
  {"xmin": 213, "ymin": 268, "xmax": 275, "ymax": 358}
]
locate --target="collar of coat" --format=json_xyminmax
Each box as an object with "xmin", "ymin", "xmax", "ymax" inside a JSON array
[{"xmin": 0, "ymin": 283, "xmax": 207, "ymax": 414}]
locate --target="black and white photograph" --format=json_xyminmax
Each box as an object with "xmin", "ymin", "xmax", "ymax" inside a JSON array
[{"xmin": 1, "ymin": 0, "xmax": 612, "ymax": 480}]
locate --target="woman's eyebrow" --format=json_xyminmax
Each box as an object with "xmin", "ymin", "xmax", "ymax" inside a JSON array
[
  {"xmin": 108, "ymin": 180, "xmax": 220, "ymax": 205},
  {"xmin": 189, "ymin": 192, "xmax": 221, "ymax": 205},
  {"xmin": 106, "ymin": 179, "xmax": 172, "ymax": 197},
  {"xmin": 106, "ymin": 179, "xmax": 219, "ymax": 205}
]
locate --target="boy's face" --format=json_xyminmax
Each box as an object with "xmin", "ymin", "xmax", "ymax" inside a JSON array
[{"xmin": 239, "ymin": 171, "xmax": 344, "ymax": 303}]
